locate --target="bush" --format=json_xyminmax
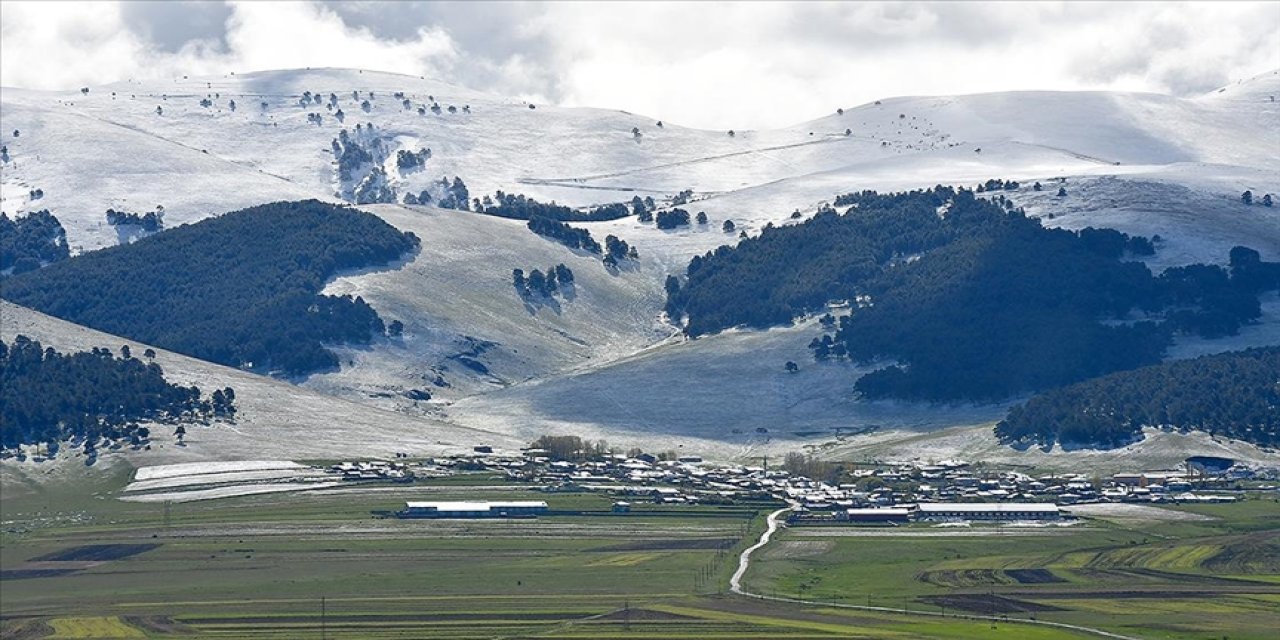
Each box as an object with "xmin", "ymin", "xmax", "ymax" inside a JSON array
[
  {"xmin": 655, "ymin": 208, "xmax": 691, "ymax": 230},
  {"xmin": 105, "ymin": 208, "xmax": 163, "ymax": 232},
  {"xmin": 527, "ymin": 216, "xmax": 601, "ymax": 253},
  {"xmin": 515, "ymin": 264, "xmax": 574, "ymax": 299},
  {"xmin": 0, "ymin": 210, "xmax": 69, "ymax": 274}
]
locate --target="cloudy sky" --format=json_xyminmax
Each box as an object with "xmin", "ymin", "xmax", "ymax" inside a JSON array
[{"xmin": 2, "ymin": 1, "xmax": 1276, "ymax": 129}]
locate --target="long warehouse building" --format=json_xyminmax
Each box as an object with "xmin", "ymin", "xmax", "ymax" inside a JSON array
[
  {"xmin": 914, "ymin": 502, "xmax": 1062, "ymax": 521},
  {"xmin": 399, "ymin": 501, "xmax": 550, "ymax": 519}
]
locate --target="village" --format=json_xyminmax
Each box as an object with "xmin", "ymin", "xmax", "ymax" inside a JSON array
[{"xmin": 320, "ymin": 446, "xmax": 1276, "ymax": 523}]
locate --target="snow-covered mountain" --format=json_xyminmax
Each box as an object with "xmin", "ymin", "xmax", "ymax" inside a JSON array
[{"xmin": 2, "ymin": 67, "xmax": 1278, "ymax": 469}]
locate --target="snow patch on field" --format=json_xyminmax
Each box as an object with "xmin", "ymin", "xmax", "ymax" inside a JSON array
[
  {"xmin": 125, "ymin": 469, "xmax": 327, "ymax": 493},
  {"xmin": 1067, "ymin": 502, "xmax": 1218, "ymax": 523},
  {"xmin": 132, "ymin": 460, "xmax": 304, "ymax": 481},
  {"xmin": 764, "ymin": 540, "xmax": 835, "ymax": 559},
  {"xmin": 119, "ymin": 481, "xmax": 343, "ymax": 503}
]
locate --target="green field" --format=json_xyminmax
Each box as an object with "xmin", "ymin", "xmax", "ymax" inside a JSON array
[
  {"xmin": 1, "ymin": 470, "xmax": 752, "ymax": 638},
  {"xmin": 2, "ymin": 466, "xmax": 1276, "ymax": 639},
  {"xmin": 747, "ymin": 498, "xmax": 1280, "ymax": 640}
]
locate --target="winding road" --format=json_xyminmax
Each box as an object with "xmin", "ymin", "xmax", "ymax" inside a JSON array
[{"xmin": 729, "ymin": 505, "xmax": 1143, "ymax": 640}]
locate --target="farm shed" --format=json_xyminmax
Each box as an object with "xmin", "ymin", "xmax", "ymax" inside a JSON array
[{"xmin": 839, "ymin": 508, "xmax": 911, "ymax": 523}]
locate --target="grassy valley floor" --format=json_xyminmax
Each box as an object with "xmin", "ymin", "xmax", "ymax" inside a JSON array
[
  {"xmin": 2, "ymin": 467, "xmax": 1277, "ymax": 639},
  {"xmin": 746, "ymin": 498, "xmax": 1280, "ymax": 640}
]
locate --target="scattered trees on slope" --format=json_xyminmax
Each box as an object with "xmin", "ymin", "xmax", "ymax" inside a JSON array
[
  {"xmin": 395, "ymin": 148, "xmax": 431, "ymax": 172},
  {"xmin": 527, "ymin": 216, "xmax": 602, "ymax": 254},
  {"xmin": 604, "ymin": 235, "xmax": 639, "ymax": 265},
  {"xmin": 435, "ymin": 176, "xmax": 471, "ymax": 210},
  {"xmin": 973, "ymin": 178, "xmax": 1020, "ymax": 193},
  {"xmin": 473, "ymin": 191, "xmax": 634, "ymax": 222},
  {"xmin": 333, "ymin": 129, "xmax": 375, "ymax": 179},
  {"xmin": 353, "ymin": 166, "xmax": 397, "ymax": 205},
  {"xmin": 331, "ymin": 125, "xmax": 403, "ymax": 204},
  {"xmin": 514, "ymin": 264, "xmax": 574, "ymax": 299},
  {"xmin": 105, "ymin": 208, "xmax": 164, "ymax": 232}
]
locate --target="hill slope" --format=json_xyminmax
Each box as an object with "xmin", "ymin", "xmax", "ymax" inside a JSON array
[
  {"xmin": 2, "ymin": 67, "xmax": 1278, "ymax": 467},
  {"xmin": 0, "ymin": 300, "xmax": 516, "ymax": 463},
  {"xmin": 4, "ymin": 68, "xmax": 1274, "ymax": 252},
  {"xmin": 2, "ymin": 200, "xmax": 420, "ymax": 374}
]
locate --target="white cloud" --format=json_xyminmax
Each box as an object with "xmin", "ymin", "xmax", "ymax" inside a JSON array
[
  {"xmin": 222, "ymin": 2, "xmax": 456, "ymax": 76},
  {"xmin": 0, "ymin": 1, "xmax": 458, "ymax": 91},
  {"xmin": 1, "ymin": 2, "xmax": 147, "ymax": 88},
  {"xmin": 1, "ymin": 1, "xmax": 1276, "ymax": 129},
  {"xmin": 1067, "ymin": 2, "xmax": 1279, "ymax": 96},
  {"xmin": 534, "ymin": 1, "xmax": 1280, "ymax": 127}
]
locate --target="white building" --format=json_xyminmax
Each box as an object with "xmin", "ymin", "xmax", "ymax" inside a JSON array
[
  {"xmin": 914, "ymin": 502, "xmax": 1062, "ymax": 521},
  {"xmin": 400, "ymin": 500, "xmax": 549, "ymax": 519}
]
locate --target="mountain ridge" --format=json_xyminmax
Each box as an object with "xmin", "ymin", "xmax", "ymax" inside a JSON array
[{"xmin": 2, "ymin": 67, "xmax": 1277, "ymax": 471}]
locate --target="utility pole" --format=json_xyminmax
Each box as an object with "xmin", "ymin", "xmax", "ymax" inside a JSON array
[{"xmin": 989, "ymin": 590, "xmax": 997, "ymax": 629}]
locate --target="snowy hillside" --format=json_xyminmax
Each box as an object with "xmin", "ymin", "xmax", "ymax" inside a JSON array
[
  {"xmin": 2, "ymin": 67, "xmax": 1278, "ymax": 469},
  {"xmin": 309, "ymin": 203, "xmax": 674, "ymax": 406},
  {"xmin": 0, "ymin": 300, "xmax": 518, "ymax": 463},
  {"xmin": 5, "ymin": 68, "xmax": 1274, "ymax": 253}
]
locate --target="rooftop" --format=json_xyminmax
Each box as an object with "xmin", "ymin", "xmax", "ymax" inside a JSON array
[
  {"xmin": 916, "ymin": 502, "xmax": 1060, "ymax": 513},
  {"xmin": 404, "ymin": 501, "xmax": 548, "ymax": 511}
]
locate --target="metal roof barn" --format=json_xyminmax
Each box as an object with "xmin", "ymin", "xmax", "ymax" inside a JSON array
[
  {"xmin": 399, "ymin": 501, "xmax": 549, "ymax": 519},
  {"xmin": 914, "ymin": 503, "xmax": 1061, "ymax": 521}
]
